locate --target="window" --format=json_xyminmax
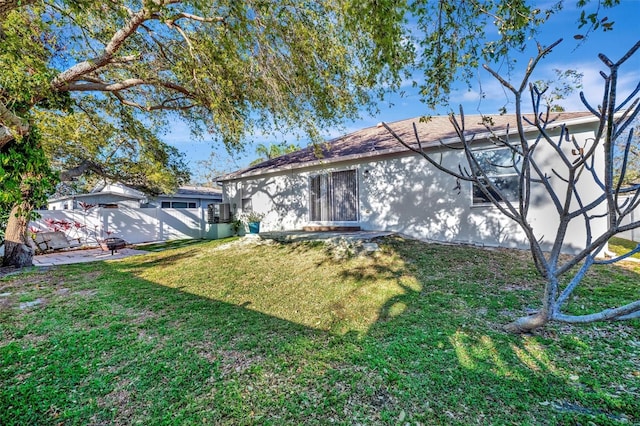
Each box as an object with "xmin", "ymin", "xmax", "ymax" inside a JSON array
[
  {"xmin": 472, "ymin": 148, "xmax": 520, "ymax": 205},
  {"xmin": 161, "ymin": 201, "xmax": 197, "ymax": 208},
  {"xmin": 309, "ymin": 170, "xmax": 358, "ymax": 221}
]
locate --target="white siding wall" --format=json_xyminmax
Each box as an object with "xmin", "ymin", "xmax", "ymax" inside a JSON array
[
  {"xmin": 223, "ymin": 123, "xmax": 609, "ymax": 253},
  {"xmin": 224, "ymin": 173, "xmax": 310, "ymax": 230}
]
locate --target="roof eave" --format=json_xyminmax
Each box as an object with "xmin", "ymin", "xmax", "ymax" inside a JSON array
[
  {"xmin": 48, "ymin": 191, "xmax": 144, "ymax": 203},
  {"xmin": 219, "ymin": 113, "xmax": 600, "ymax": 182}
]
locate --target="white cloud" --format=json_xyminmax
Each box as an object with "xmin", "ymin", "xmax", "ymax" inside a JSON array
[{"xmin": 536, "ymin": 60, "xmax": 640, "ymax": 112}]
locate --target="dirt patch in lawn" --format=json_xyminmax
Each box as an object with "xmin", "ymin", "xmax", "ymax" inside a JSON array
[{"xmin": 95, "ymin": 378, "xmax": 138, "ymax": 424}]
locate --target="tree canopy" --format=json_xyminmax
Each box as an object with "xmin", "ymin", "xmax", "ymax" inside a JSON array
[
  {"xmin": 1, "ymin": 0, "xmax": 410, "ymax": 150},
  {"xmin": 403, "ymin": 0, "xmax": 620, "ymax": 110},
  {"xmin": 37, "ymin": 98, "xmax": 190, "ymax": 196},
  {"xmin": 0, "ymin": 0, "xmax": 411, "ymax": 266},
  {"xmin": 250, "ymin": 142, "xmax": 300, "ymax": 166}
]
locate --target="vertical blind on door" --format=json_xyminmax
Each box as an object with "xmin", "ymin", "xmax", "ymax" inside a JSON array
[{"xmin": 309, "ymin": 170, "xmax": 357, "ymax": 222}]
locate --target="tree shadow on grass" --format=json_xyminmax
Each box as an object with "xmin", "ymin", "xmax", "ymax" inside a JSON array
[
  {"xmin": 0, "ymin": 263, "xmax": 325, "ymax": 425},
  {"xmin": 349, "ymin": 236, "xmax": 640, "ymax": 424},
  {"xmin": 2, "ymin": 237, "xmax": 638, "ymax": 425},
  {"xmin": 116, "ymin": 247, "xmax": 201, "ymax": 270}
]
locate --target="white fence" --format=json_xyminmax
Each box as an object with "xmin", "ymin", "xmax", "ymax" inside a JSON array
[
  {"xmin": 618, "ymin": 208, "xmax": 640, "ymax": 242},
  {"xmin": 615, "ymin": 195, "xmax": 640, "ymax": 243},
  {"xmin": 31, "ymin": 206, "xmax": 233, "ymax": 245}
]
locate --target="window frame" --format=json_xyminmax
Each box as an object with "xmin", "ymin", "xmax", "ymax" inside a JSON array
[
  {"xmin": 471, "ymin": 147, "xmax": 521, "ymax": 206},
  {"xmin": 161, "ymin": 201, "xmax": 198, "ymax": 209}
]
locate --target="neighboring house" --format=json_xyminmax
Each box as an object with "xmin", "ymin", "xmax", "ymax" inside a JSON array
[
  {"xmin": 48, "ymin": 182, "xmax": 147, "ymax": 210},
  {"xmin": 47, "ymin": 182, "xmax": 222, "ymax": 210},
  {"xmin": 148, "ymin": 185, "xmax": 222, "ymax": 209},
  {"xmin": 218, "ymin": 112, "xmax": 606, "ymax": 252}
]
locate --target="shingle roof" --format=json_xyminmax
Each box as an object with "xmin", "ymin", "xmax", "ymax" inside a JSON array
[
  {"xmin": 173, "ymin": 186, "xmax": 221, "ymax": 197},
  {"xmin": 219, "ymin": 112, "xmax": 595, "ymax": 181}
]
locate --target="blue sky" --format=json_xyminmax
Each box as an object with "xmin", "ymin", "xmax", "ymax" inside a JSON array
[{"xmin": 166, "ymin": 1, "xmax": 640, "ymax": 181}]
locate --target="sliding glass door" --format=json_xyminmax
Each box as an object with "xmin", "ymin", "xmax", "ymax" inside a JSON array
[{"xmin": 309, "ymin": 170, "xmax": 358, "ymax": 222}]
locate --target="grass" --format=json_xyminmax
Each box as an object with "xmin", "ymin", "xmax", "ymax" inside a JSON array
[
  {"xmin": 609, "ymin": 236, "xmax": 640, "ymax": 259},
  {"xmin": 1, "ymin": 236, "xmax": 639, "ymax": 425},
  {"xmin": 134, "ymin": 239, "xmax": 206, "ymax": 252}
]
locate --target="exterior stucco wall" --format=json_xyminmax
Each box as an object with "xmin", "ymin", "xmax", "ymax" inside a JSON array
[
  {"xmin": 224, "ymin": 172, "xmax": 310, "ymax": 230},
  {"xmin": 357, "ymin": 153, "xmax": 525, "ymax": 247},
  {"xmin": 222, "ymin": 122, "xmax": 607, "ymax": 253}
]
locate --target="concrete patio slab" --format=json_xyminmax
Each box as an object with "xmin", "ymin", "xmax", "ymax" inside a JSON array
[{"xmin": 32, "ymin": 247, "xmax": 148, "ymax": 266}]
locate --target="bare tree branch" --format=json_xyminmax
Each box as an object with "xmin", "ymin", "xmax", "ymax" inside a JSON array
[
  {"xmin": 553, "ymin": 300, "xmax": 640, "ymax": 323},
  {"xmin": 166, "ymin": 12, "xmax": 225, "ymax": 25},
  {"xmin": 60, "ymin": 78, "xmax": 193, "ymax": 97},
  {"xmin": 58, "ymin": 160, "xmax": 104, "ymax": 182},
  {"xmin": 111, "ymin": 91, "xmax": 196, "ymax": 111},
  {"xmin": 385, "ymin": 38, "xmax": 640, "ymax": 333}
]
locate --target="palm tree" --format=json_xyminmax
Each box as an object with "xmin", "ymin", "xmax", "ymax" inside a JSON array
[{"xmin": 250, "ymin": 142, "xmax": 300, "ymax": 165}]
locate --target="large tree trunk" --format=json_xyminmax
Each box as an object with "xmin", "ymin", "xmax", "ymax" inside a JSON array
[{"xmin": 2, "ymin": 202, "xmax": 36, "ymax": 268}]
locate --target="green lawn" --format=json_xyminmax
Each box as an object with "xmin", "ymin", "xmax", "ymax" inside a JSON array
[
  {"xmin": 1, "ymin": 236, "xmax": 638, "ymax": 425},
  {"xmin": 609, "ymin": 237, "xmax": 640, "ymax": 259}
]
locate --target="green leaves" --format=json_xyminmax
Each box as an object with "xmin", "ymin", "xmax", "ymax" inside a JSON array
[
  {"xmin": 37, "ymin": 98, "xmax": 189, "ymax": 195},
  {"xmin": 0, "ymin": 125, "xmax": 58, "ymax": 240},
  {"xmin": 3, "ymin": 0, "xmax": 412, "ymax": 154},
  {"xmin": 250, "ymin": 142, "xmax": 300, "ymax": 166},
  {"xmin": 409, "ymin": 0, "xmax": 562, "ymax": 110},
  {"xmin": 573, "ymin": 1, "xmax": 619, "ymax": 43},
  {"xmin": 407, "ymin": 0, "xmax": 623, "ymax": 111},
  {"xmin": 532, "ymin": 69, "xmax": 584, "ymax": 112},
  {"xmin": 0, "ymin": 6, "xmax": 60, "ymax": 113}
]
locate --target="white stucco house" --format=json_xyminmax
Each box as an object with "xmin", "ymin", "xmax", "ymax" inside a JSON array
[
  {"xmin": 218, "ymin": 112, "xmax": 607, "ymax": 253},
  {"xmin": 47, "ymin": 182, "xmax": 222, "ymax": 210}
]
